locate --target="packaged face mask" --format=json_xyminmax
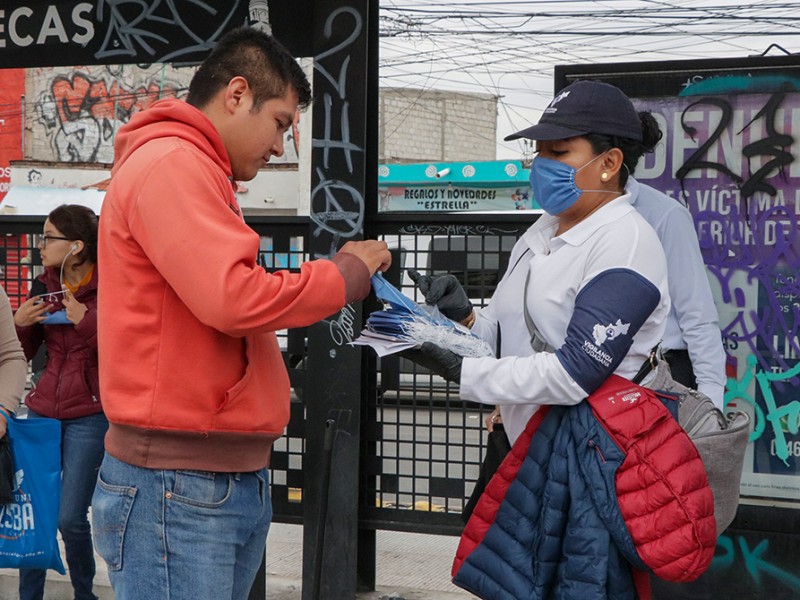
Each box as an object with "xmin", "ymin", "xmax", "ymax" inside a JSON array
[{"xmin": 41, "ymin": 310, "xmax": 72, "ymax": 326}]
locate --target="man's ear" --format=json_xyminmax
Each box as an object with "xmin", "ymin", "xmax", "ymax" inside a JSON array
[{"xmin": 224, "ymin": 76, "xmax": 251, "ymax": 114}]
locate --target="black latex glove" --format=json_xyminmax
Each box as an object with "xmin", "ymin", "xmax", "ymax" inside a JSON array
[
  {"xmin": 400, "ymin": 341, "xmax": 463, "ymax": 383},
  {"xmin": 407, "ymin": 269, "xmax": 473, "ymax": 322}
]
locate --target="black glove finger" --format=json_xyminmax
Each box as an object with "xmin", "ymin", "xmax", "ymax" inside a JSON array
[
  {"xmin": 398, "ymin": 347, "xmax": 436, "ymax": 374},
  {"xmin": 420, "ymin": 342, "xmax": 462, "ymax": 383},
  {"xmin": 407, "ymin": 268, "xmax": 432, "ymax": 296},
  {"xmin": 442, "ymin": 276, "xmax": 465, "ymax": 296},
  {"xmin": 398, "ymin": 342, "xmax": 461, "ymax": 382},
  {"xmin": 428, "ymin": 276, "xmax": 472, "ymax": 321},
  {"xmin": 398, "ymin": 346, "xmax": 422, "ymax": 364},
  {"xmin": 425, "ymin": 275, "xmax": 456, "ymax": 304}
]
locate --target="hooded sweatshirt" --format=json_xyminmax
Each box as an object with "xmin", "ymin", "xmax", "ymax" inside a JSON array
[{"xmin": 99, "ymin": 99, "xmax": 367, "ymax": 472}]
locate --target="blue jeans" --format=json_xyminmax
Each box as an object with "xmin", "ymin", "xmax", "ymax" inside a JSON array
[
  {"xmin": 19, "ymin": 410, "xmax": 109, "ymax": 600},
  {"xmin": 92, "ymin": 453, "xmax": 272, "ymax": 600}
]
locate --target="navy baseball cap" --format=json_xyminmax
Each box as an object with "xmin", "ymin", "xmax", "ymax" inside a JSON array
[{"xmin": 504, "ymin": 80, "xmax": 643, "ymax": 142}]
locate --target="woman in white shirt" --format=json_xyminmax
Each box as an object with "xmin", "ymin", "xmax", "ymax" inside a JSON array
[{"xmin": 405, "ymin": 79, "xmax": 670, "ymax": 446}]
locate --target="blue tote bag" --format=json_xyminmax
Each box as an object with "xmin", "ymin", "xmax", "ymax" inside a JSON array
[{"xmin": 0, "ymin": 414, "xmax": 65, "ymax": 574}]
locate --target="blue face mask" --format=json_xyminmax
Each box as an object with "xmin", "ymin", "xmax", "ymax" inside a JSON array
[{"xmin": 530, "ymin": 154, "xmax": 612, "ymax": 215}]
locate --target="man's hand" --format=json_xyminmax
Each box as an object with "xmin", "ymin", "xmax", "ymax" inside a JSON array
[
  {"xmin": 13, "ymin": 296, "xmax": 48, "ymax": 327},
  {"xmin": 407, "ymin": 269, "xmax": 473, "ymax": 322},
  {"xmin": 399, "ymin": 341, "xmax": 462, "ymax": 383},
  {"xmin": 338, "ymin": 240, "xmax": 392, "ymax": 275}
]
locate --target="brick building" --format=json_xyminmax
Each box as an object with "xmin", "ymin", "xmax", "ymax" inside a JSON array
[{"xmin": 379, "ymin": 88, "xmax": 498, "ymax": 163}]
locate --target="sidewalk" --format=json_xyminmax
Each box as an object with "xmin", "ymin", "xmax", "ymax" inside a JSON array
[{"xmin": 0, "ymin": 523, "xmax": 476, "ymax": 599}]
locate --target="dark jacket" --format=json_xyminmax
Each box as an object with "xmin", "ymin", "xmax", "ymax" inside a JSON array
[
  {"xmin": 16, "ymin": 267, "xmax": 101, "ymax": 420},
  {"xmin": 452, "ymin": 375, "xmax": 716, "ymax": 600}
]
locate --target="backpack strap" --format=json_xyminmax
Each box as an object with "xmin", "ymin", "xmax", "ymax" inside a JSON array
[
  {"xmin": 631, "ymin": 344, "xmax": 661, "ymax": 385},
  {"xmin": 511, "ymin": 247, "xmax": 555, "ymax": 354},
  {"xmin": 523, "ymin": 269, "xmax": 555, "ymax": 354}
]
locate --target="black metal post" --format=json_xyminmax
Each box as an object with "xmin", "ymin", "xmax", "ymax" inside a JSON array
[
  {"xmin": 302, "ymin": 1, "xmax": 374, "ymax": 598},
  {"xmin": 310, "ymin": 419, "xmax": 336, "ymax": 598}
]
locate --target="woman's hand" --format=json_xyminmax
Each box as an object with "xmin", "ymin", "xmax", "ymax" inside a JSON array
[
  {"xmin": 485, "ymin": 407, "xmax": 502, "ymax": 433},
  {"xmin": 399, "ymin": 342, "xmax": 463, "ymax": 383},
  {"xmin": 407, "ymin": 269, "xmax": 474, "ymax": 323},
  {"xmin": 13, "ymin": 296, "xmax": 48, "ymax": 327},
  {"xmin": 63, "ymin": 290, "xmax": 88, "ymax": 325}
]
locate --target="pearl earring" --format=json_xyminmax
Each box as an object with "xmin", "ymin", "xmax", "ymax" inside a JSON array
[{"xmin": 601, "ymin": 172, "xmax": 609, "ymax": 181}]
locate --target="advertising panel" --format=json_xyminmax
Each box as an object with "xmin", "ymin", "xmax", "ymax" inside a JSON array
[
  {"xmin": 0, "ymin": 1, "xmax": 315, "ymax": 67},
  {"xmin": 378, "ymin": 161, "xmax": 536, "ymax": 212},
  {"xmin": 556, "ymin": 59, "xmax": 800, "ymax": 504},
  {"xmin": 632, "ymin": 85, "xmax": 800, "ymax": 500}
]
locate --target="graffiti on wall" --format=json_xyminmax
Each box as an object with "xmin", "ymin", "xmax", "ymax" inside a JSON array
[
  {"xmin": 0, "ymin": 1, "xmax": 250, "ymax": 68},
  {"xmin": 31, "ymin": 66, "xmax": 188, "ymax": 163},
  {"xmin": 0, "ymin": 1, "xmax": 321, "ymax": 68},
  {"xmin": 310, "ymin": 6, "xmax": 365, "ymax": 261},
  {"xmin": 635, "ymin": 76, "xmax": 800, "ymax": 500},
  {"xmin": 310, "ymin": 6, "xmax": 368, "ymax": 346},
  {"xmin": 713, "ymin": 533, "xmax": 800, "ymax": 595}
]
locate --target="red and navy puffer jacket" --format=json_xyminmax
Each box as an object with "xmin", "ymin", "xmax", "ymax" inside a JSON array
[
  {"xmin": 452, "ymin": 375, "xmax": 716, "ymax": 600},
  {"xmin": 16, "ymin": 267, "xmax": 102, "ymax": 420}
]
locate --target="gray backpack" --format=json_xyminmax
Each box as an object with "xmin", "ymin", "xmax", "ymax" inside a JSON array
[{"xmin": 645, "ymin": 358, "xmax": 750, "ymax": 534}]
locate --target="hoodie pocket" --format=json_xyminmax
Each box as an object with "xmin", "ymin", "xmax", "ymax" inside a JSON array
[{"xmin": 215, "ymin": 340, "xmax": 253, "ymax": 414}]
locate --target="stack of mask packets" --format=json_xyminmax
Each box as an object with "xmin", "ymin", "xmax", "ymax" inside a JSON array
[{"xmin": 352, "ymin": 274, "xmax": 493, "ymax": 358}]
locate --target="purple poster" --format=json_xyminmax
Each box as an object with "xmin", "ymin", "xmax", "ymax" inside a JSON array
[{"xmin": 634, "ymin": 87, "xmax": 800, "ymax": 499}]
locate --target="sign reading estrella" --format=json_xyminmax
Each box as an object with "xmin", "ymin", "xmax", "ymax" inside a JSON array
[
  {"xmin": 378, "ymin": 160, "xmax": 538, "ymax": 212},
  {"xmin": 0, "ymin": 1, "xmax": 314, "ymax": 67}
]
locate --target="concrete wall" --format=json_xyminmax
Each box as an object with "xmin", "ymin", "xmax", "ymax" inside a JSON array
[
  {"xmin": 24, "ymin": 64, "xmax": 195, "ymax": 164},
  {"xmin": 380, "ymin": 88, "xmax": 498, "ymax": 163}
]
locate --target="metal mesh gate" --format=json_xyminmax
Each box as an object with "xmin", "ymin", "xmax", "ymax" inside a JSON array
[
  {"xmin": 361, "ymin": 214, "xmax": 537, "ymax": 534},
  {"xmin": 0, "ymin": 213, "xmax": 539, "ymax": 536}
]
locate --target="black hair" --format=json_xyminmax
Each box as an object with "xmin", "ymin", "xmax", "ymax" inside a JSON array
[
  {"xmin": 583, "ymin": 112, "xmax": 662, "ymax": 188},
  {"xmin": 186, "ymin": 26, "xmax": 311, "ymax": 111},
  {"xmin": 48, "ymin": 204, "xmax": 98, "ymax": 266}
]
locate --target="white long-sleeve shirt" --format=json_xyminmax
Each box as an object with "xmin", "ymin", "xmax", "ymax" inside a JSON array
[
  {"xmin": 627, "ymin": 178, "xmax": 726, "ymax": 408},
  {"xmin": 461, "ymin": 195, "xmax": 670, "ymax": 445}
]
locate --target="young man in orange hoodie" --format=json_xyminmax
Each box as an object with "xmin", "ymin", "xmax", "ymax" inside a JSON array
[{"xmin": 93, "ymin": 26, "xmax": 391, "ymax": 600}]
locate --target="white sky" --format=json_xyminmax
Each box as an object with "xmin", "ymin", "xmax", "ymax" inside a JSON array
[{"xmin": 379, "ymin": 1, "xmax": 800, "ymax": 159}]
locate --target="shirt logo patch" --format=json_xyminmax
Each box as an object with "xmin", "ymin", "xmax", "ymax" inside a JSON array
[
  {"xmin": 582, "ymin": 340, "xmax": 613, "ymax": 367},
  {"xmin": 592, "ymin": 319, "xmax": 630, "ymax": 345}
]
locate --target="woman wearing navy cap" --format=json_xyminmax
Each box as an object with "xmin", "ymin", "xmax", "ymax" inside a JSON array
[
  {"xmin": 408, "ymin": 79, "xmax": 671, "ymax": 447},
  {"xmin": 404, "ymin": 80, "xmax": 717, "ymax": 600}
]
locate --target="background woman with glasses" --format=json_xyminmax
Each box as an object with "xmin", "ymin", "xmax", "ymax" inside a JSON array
[{"xmin": 13, "ymin": 204, "xmax": 107, "ymax": 600}]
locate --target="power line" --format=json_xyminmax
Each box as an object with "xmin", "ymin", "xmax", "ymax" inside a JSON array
[{"xmin": 378, "ymin": 1, "xmax": 800, "ymax": 157}]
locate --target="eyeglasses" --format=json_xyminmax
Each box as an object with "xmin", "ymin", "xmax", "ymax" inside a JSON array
[{"xmin": 38, "ymin": 235, "xmax": 72, "ymax": 248}]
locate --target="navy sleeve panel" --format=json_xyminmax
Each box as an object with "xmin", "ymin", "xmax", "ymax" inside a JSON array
[{"xmin": 555, "ymin": 268, "xmax": 661, "ymax": 394}]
